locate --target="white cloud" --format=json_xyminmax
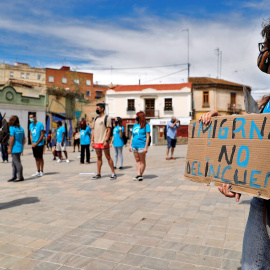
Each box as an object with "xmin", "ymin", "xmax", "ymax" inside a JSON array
[{"xmin": 0, "ymin": 8, "xmax": 269, "ymax": 91}]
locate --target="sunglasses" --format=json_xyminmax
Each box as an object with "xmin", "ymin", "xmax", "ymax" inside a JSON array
[{"xmin": 258, "ymin": 42, "xmax": 266, "ymax": 52}]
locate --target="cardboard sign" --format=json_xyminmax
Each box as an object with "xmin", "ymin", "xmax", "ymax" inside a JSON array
[{"xmin": 185, "ymin": 113, "xmax": 270, "ymax": 199}]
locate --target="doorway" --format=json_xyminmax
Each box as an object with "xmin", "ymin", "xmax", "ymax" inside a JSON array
[{"xmin": 145, "ymin": 99, "xmax": 155, "ymax": 117}]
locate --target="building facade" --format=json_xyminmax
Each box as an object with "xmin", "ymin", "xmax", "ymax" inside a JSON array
[
  {"xmin": 0, "ymin": 63, "xmax": 46, "ymax": 85},
  {"xmin": 46, "ymin": 66, "xmax": 94, "ymax": 101},
  {"xmin": 189, "ymin": 77, "xmax": 251, "ymax": 119},
  {"xmin": 106, "ymin": 83, "xmax": 192, "ymax": 144}
]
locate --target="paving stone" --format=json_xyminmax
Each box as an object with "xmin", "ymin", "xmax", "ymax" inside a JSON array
[{"xmin": 0, "ymin": 146, "xmax": 251, "ymax": 269}]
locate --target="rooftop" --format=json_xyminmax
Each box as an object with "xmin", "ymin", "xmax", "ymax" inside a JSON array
[
  {"xmin": 111, "ymin": 83, "xmax": 191, "ymax": 92},
  {"xmin": 189, "ymin": 77, "xmax": 250, "ymax": 88}
]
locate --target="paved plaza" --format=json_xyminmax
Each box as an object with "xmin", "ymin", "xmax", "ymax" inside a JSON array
[{"xmin": 0, "ymin": 145, "xmax": 250, "ymax": 270}]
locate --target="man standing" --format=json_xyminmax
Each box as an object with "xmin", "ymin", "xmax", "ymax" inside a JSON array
[
  {"xmin": 91, "ymin": 103, "xmax": 116, "ymax": 180},
  {"xmin": 56, "ymin": 121, "xmax": 70, "ymax": 163},
  {"xmin": 166, "ymin": 116, "xmax": 180, "ymax": 160},
  {"xmin": 29, "ymin": 113, "xmax": 45, "ymax": 176}
]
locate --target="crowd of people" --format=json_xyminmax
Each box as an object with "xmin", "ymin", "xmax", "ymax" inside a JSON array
[{"xmin": 1, "ymin": 102, "xmax": 180, "ymax": 183}]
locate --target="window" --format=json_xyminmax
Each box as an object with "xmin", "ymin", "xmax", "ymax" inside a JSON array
[
  {"xmin": 21, "ymin": 73, "xmax": 25, "ymax": 79},
  {"xmin": 86, "ymin": 80, "xmax": 91, "ymax": 86},
  {"xmin": 203, "ymin": 91, "xmax": 209, "ymax": 107},
  {"xmin": 49, "ymin": 76, "xmax": 54, "ymax": 83},
  {"xmin": 164, "ymin": 98, "xmax": 173, "ymax": 111},
  {"xmin": 62, "ymin": 77, "xmax": 67, "ymax": 84},
  {"xmin": 86, "ymin": 90, "xmax": 91, "ymax": 97},
  {"xmin": 127, "ymin": 99, "xmax": 135, "ymax": 111},
  {"xmin": 10, "ymin": 72, "xmax": 14, "ymax": 78},
  {"xmin": 95, "ymin": 90, "xmax": 103, "ymax": 99},
  {"xmin": 231, "ymin": 93, "xmax": 236, "ymax": 105},
  {"xmin": 37, "ymin": 74, "xmax": 41, "ymax": 80},
  {"xmin": 74, "ymin": 79, "xmax": 79, "ymax": 85},
  {"xmin": 26, "ymin": 73, "xmax": 30, "ymax": 79}
]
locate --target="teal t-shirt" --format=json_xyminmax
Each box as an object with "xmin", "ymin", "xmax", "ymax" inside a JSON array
[
  {"xmin": 113, "ymin": 126, "xmax": 124, "ymax": 147},
  {"xmin": 57, "ymin": 126, "xmax": 66, "ymax": 143},
  {"xmin": 80, "ymin": 126, "xmax": 91, "ymax": 145},
  {"xmin": 29, "ymin": 121, "xmax": 44, "ymax": 146},
  {"xmin": 131, "ymin": 123, "xmax": 150, "ymax": 148},
  {"xmin": 9, "ymin": 126, "xmax": 25, "ymax": 154}
]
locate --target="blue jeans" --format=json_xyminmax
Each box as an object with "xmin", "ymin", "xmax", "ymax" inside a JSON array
[
  {"xmin": 242, "ymin": 197, "xmax": 270, "ymax": 269},
  {"xmin": 114, "ymin": 146, "xmax": 123, "ymax": 167}
]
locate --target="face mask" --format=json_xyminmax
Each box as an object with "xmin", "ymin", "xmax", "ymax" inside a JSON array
[
  {"xmin": 136, "ymin": 117, "xmax": 139, "ymax": 122},
  {"xmin": 115, "ymin": 121, "xmax": 118, "ymax": 125},
  {"xmin": 29, "ymin": 118, "xmax": 34, "ymax": 123},
  {"xmin": 96, "ymin": 109, "xmax": 100, "ymax": 115},
  {"xmin": 257, "ymin": 50, "xmax": 270, "ymax": 73}
]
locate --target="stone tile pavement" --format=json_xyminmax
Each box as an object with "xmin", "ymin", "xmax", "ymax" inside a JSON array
[{"xmin": 0, "ymin": 145, "xmax": 251, "ymax": 270}]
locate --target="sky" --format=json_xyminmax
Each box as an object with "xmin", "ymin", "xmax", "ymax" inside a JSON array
[{"xmin": 0, "ymin": 0, "xmax": 270, "ymax": 99}]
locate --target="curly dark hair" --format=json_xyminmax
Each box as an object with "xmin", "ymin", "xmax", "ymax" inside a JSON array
[{"xmin": 261, "ymin": 19, "xmax": 270, "ymax": 49}]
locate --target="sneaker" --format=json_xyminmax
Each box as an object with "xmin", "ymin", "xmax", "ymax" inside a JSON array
[
  {"xmin": 114, "ymin": 166, "xmax": 117, "ymax": 169},
  {"xmin": 110, "ymin": 174, "xmax": 117, "ymax": 180},
  {"xmin": 32, "ymin": 171, "xmax": 40, "ymax": 176},
  {"xmin": 138, "ymin": 176, "xmax": 144, "ymax": 181},
  {"xmin": 119, "ymin": 167, "xmax": 123, "ymax": 169},
  {"xmin": 53, "ymin": 157, "xmax": 56, "ymax": 160},
  {"xmin": 38, "ymin": 171, "xmax": 44, "ymax": 177},
  {"xmin": 66, "ymin": 159, "xmax": 70, "ymax": 163},
  {"xmin": 57, "ymin": 159, "xmax": 62, "ymax": 163},
  {"xmin": 92, "ymin": 174, "xmax": 101, "ymax": 180},
  {"xmin": 133, "ymin": 175, "xmax": 140, "ymax": 181},
  {"xmin": 4, "ymin": 160, "xmax": 8, "ymax": 163}
]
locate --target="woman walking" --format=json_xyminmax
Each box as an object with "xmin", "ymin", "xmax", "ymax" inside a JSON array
[
  {"xmin": 129, "ymin": 111, "xmax": 150, "ymax": 181},
  {"xmin": 7, "ymin": 115, "xmax": 25, "ymax": 182},
  {"xmin": 47, "ymin": 130, "xmax": 52, "ymax": 151},
  {"xmin": 80, "ymin": 120, "xmax": 91, "ymax": 164},
  {"xmin": 112, "ymin": 117, "xmax": 124, "ymax": 169}
]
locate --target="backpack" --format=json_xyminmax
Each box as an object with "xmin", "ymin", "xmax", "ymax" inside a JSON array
[
  {"xmin": 94, "ymin": 115, "xmax": 113, "ymax": 139},
  {"xmin": 0, "ymin": 113, "xmax": 9, "ymax": 145}
]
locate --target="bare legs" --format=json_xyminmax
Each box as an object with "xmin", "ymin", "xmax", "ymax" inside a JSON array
[{"xmin": 133, "ymin": 152, "xmax": 146, "ymax": 176}]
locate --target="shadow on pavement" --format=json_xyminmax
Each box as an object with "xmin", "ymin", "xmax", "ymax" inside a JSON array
[
  {"xmin": 239, "ymin": 200, "xmax": 251, "ymax": 205},
  {"xmin": 144, "ymin": 174, "xmax": 158, "ymax": 179},
  {"xmin": 0, "ymin": 197, "xmax": 40, "ymax": 210},
  {"xmin": 119, "ymin": 166, "xmax": 133, "ymax": 170},
  {"xmin": 44, "ymin": 172, "xmax": 60, "ymax": 176}
]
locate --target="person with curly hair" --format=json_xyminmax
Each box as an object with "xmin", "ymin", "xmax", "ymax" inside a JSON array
[{"xmin": 257, "ymin": 19, "xmax": 270, "ymax": 74}]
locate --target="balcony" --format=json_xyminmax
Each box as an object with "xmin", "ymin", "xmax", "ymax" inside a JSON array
[
  {"xmin": 164, "ymin": 107, "xmax": 173, "ymax": 112},
  {"xmin": 227, "ymin": 103, "xmax": 242, "ymax": 113},
  {"xmin": 127, "ymin": 107, "xmax": 136, "ymax": 112},
  {"xmin": 145, "ymin": 110, "xmax": 159, "ymax": 118}
]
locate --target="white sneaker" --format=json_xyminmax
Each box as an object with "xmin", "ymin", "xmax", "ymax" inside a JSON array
[
  {"xmin": 57, "ymin": 159, "xmax": 62, "ymax": 163},
  {"xmin": 4, "ymin": 160, "xmax": 8, "ymax": 163},
  {"xmin": 32, "ymin": 171, "xmax": 40, "ymax": 176},
  {"xmin": 66, "ymin": 159, "xmax": 70, "ymax": 163},
  {"xmin": 38, "ymin": 171, "xmax": 44, "ymax": 177}
]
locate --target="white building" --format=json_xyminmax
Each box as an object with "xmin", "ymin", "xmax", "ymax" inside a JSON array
[{"xmin": 105, "ymin": 83, "xmax": 192, "ymax": 144}]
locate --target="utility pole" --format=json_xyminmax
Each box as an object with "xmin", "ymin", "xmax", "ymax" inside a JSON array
[{"xmin": 182, "ymin": 28, "xmax": 190, "ymax": 80}]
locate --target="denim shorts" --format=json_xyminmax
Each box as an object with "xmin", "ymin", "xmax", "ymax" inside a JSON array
[
  {"xmin": 167, "ymin": 137, "xmax": 177, "ymax": 148},
  {"xmin": 132, "ymin": 148, "xmax": 145, "ymax": 153},
  {"xmin": 242, "ymin": 197, "xmax": 270, "ymax": 269}
]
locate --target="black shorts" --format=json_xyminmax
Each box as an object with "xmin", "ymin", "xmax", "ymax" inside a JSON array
[
  {"xmin": 74, "ymin": 139, "xmax": 80, "ymax": 146},
  {"xmin": 32, "ymin": 145, "xmax": 44, "ymax": 158}
]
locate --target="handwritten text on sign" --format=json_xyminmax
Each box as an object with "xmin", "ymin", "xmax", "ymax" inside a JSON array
[{"xmin": 184, "ymin": 114, "xmax": 270, "ymax": 199}]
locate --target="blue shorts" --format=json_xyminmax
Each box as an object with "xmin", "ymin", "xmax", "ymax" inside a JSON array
[{"xmin": 167, "ymin": 137, "xmax": 177, "ymax": 148}]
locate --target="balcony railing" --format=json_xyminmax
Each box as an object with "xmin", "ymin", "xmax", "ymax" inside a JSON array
[
  {"xmin": 127, "ymin": 107, "xmax": 136, "ymax": 112},
  {"xmin": 228, "ymin": 103, "xmax": 242, "ymax": 113},
  {"xmin": 164, "ymin": 107, "xmax": 173, "ymax": 112},
  {"xmin": 145, "ymin": 110, "xmax": 159, "ymax": 118}
]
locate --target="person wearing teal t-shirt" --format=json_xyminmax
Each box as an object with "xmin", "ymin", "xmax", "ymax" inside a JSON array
[
  {"xmin": 56, "ymin": 121, "xmax": 70, "ymax": 163},
  {"xmin": 112, "ymin": 117, "xmax": 124, "ymax": 169},
  {"xmin": 79, "ymin": 120, "xmax": 91, "ymax": 164},
  {"xmin": 129, "ymin": 111, "xmax": 150, "ymax": 181},
  {"xmin": 29, "ymin": 113, "xmax": 45, "ymax": 177},
  {"xmin": 7, "ymin": 115, "xmax": 25, "ymax": 182}
]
